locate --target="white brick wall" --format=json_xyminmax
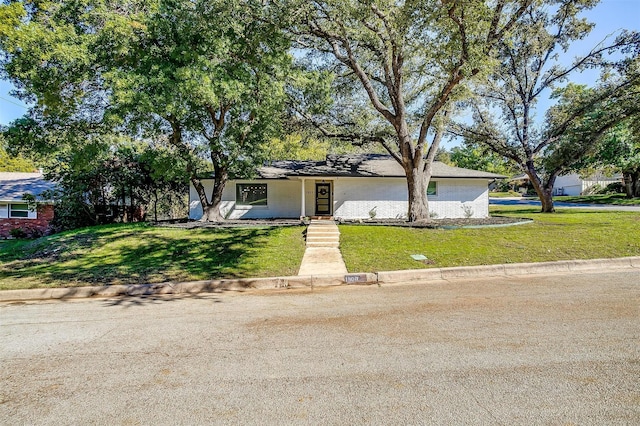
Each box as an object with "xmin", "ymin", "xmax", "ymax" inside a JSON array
[{"xmin": 189, "ymin": 177, "xmax": 491, "ymax": 220}]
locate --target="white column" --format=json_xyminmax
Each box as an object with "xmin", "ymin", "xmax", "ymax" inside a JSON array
[{"xmin": 300, "ymin": 178, "xmax": 306, "ymax": 219}]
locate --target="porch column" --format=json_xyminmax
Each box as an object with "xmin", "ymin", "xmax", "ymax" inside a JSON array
[{"xmin": 300, "ymin": 178, "xmax": 306, "ymax": 219}]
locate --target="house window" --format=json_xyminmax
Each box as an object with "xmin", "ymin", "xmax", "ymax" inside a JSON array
[
  {"xmin": 10, "ymin": 203, "xmax": 30, "ymax": 218},
  {"xmin": 236, "ymin": 184, "xmax": 267, "ymax": 206},
  {"xmin": 427, "ymin": 181, "xmax": 437, "ymax": 196}
]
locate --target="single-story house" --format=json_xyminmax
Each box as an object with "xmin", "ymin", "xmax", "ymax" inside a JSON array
[
  {"xmin": 0, "ymin": 172, "xmax": 57, "ymax": 238},
  {"xmin": 189, "ymin": 154, "xmax": 504, "ymax": 220}
]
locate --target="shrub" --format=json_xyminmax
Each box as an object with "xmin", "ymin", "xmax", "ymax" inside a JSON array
[
  {"xmin": 598, "ymin": 182, "xmax": 625, "ymax": 194},
  {"xmin": 9, "ymin": 228, "xmax": 27, "ymax": 239}
]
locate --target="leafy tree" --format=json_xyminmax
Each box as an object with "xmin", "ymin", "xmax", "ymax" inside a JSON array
[
  {"xmin": 0, "ymin": 0, "xmax": 292, "ymax": 222},
  {"xmin": 566, "ymin": 118, "xmax": 640, "ymax": 198},
  {"xmin": 293, "ymin": 0, "xmax": 530, "ymax": 221},
  {"xmin": 449, "ymin": 143, "xmax": 517, "ymax": 176},
  {"xmin": 0, "ymin": 134, "xmax": 37, "ymax": 172},
  {"xmin": 455, "ymin": 0, "xmax": 640, "ymax": 212},
  {"xmin": 42, "ymin": 141, "xmax": 188, "ymax": 231}
]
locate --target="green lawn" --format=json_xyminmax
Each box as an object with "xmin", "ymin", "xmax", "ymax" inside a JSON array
[
  {"xmin": 339, "ymin": 207, "xmax": 640, "ymax": 272},
  {"xmin": 0, "ymin": 223, "xmax": 306, "ymax": 290},
  {"xmin": 489, "ymin": 191, "xmax": 522, "ymax": 198},
  {"xmin": 554, "ymin": 194, "xmax": 640, "ymax": 206}
]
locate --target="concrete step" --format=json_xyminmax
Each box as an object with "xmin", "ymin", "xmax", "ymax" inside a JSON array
[
  {"xmin": 306, "ymin": 230, "xmax": 340, "ymax": 236},
  {"xmin": 306, "ymin": 241, "xmax": 340, "ymax": 248},
  {"xmin": 306, "ymin": 237, "xmax": 340, "ymax": 244}
]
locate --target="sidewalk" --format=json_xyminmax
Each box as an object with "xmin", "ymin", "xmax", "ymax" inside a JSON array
[{"xmin": 1, "ymin": 257, "xmax": 638, "ymax": 302}]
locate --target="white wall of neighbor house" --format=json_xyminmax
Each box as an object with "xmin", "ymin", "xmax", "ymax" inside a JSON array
[
  {"xmin": 553, "ymin": 173, "xmax": 621, "ymax": 196},
  {"xmin": 189, "ymin": 178, "xmax": 491, "ymax": 220}
]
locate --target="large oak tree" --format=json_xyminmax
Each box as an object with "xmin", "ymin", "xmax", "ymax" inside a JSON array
[
  {"xmin": 455, "ymin": 0, "xmax": 639, "ymax": 212},
  {"xmin": 293, "ymin": 0, "xmax": 531, "ymax": 221}
]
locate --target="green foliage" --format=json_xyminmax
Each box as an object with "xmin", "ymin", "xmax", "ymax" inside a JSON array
[
  {"xmin": 457, "ymin": 0, "xmax": 640, "ymax": 211},
  {"xmin": 0, "ymin": 0, "xmax": 294, "ymax": 220},
  {"xmin": 449, "ymin": 144, "xmax": 517, "ymax": 176},
  {"xmin": 44, "ymin": 141, "xmax": 188, "ymax": 231},
  {"xmin": 0, "ymin": 135, "xmax": 37, "ymax": 172}
]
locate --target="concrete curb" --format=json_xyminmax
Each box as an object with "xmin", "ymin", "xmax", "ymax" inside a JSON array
[{"xmin": 1, "ymin": 257, "xmax": 638, "ymax": 302}]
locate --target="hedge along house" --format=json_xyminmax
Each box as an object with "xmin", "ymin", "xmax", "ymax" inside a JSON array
[
  {"xmin": 0, "ymin": 172, "xmax": 57, "ymax": 238},
  {"xmin": 189, "ymin": 154, "xmax": 505, "ymax": 221}
]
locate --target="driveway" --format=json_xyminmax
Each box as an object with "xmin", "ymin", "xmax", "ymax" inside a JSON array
[
  {"xmin": 1, "ymin": 270, "xmax": 639, "ymax": 424},
  {"xmin": 490, "ymin": 197, "xmax": 640, "ymax": 211}
]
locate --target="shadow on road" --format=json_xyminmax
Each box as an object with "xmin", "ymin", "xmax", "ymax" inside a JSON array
[{"xmin": 102, "ymin": 292, "xmax": 225, "ymax": 308}]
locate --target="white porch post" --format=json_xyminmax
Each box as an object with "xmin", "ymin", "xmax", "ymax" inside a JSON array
[{"xmin": 300, "ymin": 178, "xmax": 306, "ymax": 219}]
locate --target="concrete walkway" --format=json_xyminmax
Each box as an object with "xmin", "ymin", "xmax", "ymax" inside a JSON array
[{"xmin": 297, "ymin": 219, "xmax": 348, "ymax": 276}]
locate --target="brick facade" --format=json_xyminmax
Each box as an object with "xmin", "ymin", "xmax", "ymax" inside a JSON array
[{"xmin": 0, "ymin": 204, "xmax": 55, "ymax": 238}]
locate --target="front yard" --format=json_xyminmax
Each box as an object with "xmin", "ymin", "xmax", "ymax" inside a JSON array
[
  {"xmin": 1, "ymin": 207, "xmax": 638, "ymax": 290},
  {"xmin": 339, "ymin": 207, "xmax": 640, "ymax": 272},
  {"xmin": 0, "ymin": 223, "xmax": 306, "ymax": 290}
]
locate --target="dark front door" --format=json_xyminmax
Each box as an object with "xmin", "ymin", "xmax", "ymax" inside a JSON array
[{"xmin": 315, "ymin": 183, "xmax": 332, "ymax": 216}]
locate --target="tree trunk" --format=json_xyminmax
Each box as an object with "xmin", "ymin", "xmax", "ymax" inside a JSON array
[
  {"xmin": 525, "ymin": 167, "xmax": 556, "ymax": 213},
  {"xmin": 191, "ymin": 165, "xmax": 228, "ymax": 222},
  {"xmin": 406, "ymin": 164, "xmax": 430, "ymax": 222},
  {"xmin": 623, "ymin": 170, "xmax": 640, "ymax": 198}
]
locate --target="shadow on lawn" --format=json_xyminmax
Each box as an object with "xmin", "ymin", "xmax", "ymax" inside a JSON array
[{"xmin": 0, "ymin": 226, "xmax": 295, "ymax": 288}]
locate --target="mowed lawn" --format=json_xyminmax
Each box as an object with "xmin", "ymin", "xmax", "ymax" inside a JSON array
[
  {"xmin": 339, "ymin": 207, "xmax": 640, "ymax": 272},
  {"xmin": 0, "ymin": 224, "xmax": 306, "ymax": 290}
]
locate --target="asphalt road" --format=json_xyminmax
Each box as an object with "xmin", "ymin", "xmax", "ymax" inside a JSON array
[
  {"xmin": 490, "ymin": 197, "xmax": 640, "ymax": 211},
  {"xmin": 1, "ymin": 270, "xmax": 639, "ymax": 425}
]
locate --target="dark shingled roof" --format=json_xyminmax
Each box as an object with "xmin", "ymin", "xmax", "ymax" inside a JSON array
[
  {"xmin": 0, "ymin": 173, "xmax": 57, "ymax": 202},
  {"xmin": 258, "ymin": 154, "xmax": 505, "ymax": 180}
]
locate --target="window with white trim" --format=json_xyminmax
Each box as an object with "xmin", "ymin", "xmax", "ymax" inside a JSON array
[
  {"xmin": 236, "ymin": 184, "xmax": 267, "ymax": 206},
  {"xmin": 427, "ymin": 181, "xmax": 437, "ymax": 196},
  {"xmin": 10, "ymin": 203, "xmax": 30, "ymax": 218}
]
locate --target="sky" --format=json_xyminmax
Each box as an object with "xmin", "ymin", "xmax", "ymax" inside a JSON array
[{"xmin": 0, "ymin": 0, "xmax": 639, "ymax": 128}]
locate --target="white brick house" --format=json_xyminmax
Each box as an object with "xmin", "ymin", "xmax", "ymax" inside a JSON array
[{"xmin": 189, "ymin": 154, "xmax": 504, "ymax": 220}]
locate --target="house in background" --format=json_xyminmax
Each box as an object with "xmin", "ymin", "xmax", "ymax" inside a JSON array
[
  {"xmin": 189, "ymin": 154, "xmax": 504, "ymax": 221},
  {"xmin": 552, "ymin": 172, "xmax": 622, "ymax": 196},
  {"xmin": 0, "ymin": 172, "xmax": 57, "ymax": 238}
]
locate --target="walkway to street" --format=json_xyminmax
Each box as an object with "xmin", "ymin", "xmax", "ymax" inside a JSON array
[{"xmin": 297, "ymin": 219, "xmax": 348, "ymax": 276}]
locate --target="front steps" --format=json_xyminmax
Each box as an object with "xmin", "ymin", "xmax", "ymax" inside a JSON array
[{"xmin": 305, "ymin": 219, "xmax": 340, "ymax": 248}]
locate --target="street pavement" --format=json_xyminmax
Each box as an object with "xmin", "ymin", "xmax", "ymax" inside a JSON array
[
  {"xmin": 1, "ymin": 270, "xmax": 639, "ymax": 425},
  {"xmin": 490, "ymin": 197, "xmax": 640, "ymax": 211}
]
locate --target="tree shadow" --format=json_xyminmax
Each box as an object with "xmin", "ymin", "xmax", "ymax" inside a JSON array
[
  {"xmin": 0, "ymin": 224, "xmax": 304, "ymax": 289},
  {"xmin": 101, "ymin": 291, "xmax": 224, "ymax": 308}
]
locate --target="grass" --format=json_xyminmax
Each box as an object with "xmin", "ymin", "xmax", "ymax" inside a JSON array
[
  {"xmin": 339, "ymin": 207, "xmax": 640, "ymax": 272},
  {"xmin": 0, "ymin": 223, "xmax": 306, "ymax": 291},
  {"xmin": 554, "ymin": 194, "xmax": 640, "ymax": 206},
  {"xmin": 489, "ymin": 191, "xmax": 522, "ymax": 198}
]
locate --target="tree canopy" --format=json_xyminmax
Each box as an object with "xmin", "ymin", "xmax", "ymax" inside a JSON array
[
  {"xmin": 0, "ymin": 0, "xmax": 293, "ymax": 221},
  {"xmin": 455, "ymin": 0, "xmax": 640, "ymax": 211}
]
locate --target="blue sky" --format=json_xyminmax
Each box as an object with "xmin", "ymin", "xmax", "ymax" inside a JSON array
[{"xmin": 1, "ymin": 0, "xmax": 639, "ymax": 127}]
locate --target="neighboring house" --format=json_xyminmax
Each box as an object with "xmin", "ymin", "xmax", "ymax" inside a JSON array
[
  {"xmin": 552, "ymin": 172, "xmax": 622, "ymax": 196},
  {"xmin": 0, "ymin": 172, "xmax": 57, "ymax": 238},
  {"xmin": 189, "ymin": 154, "xmax": 504, "ymax": 220}
]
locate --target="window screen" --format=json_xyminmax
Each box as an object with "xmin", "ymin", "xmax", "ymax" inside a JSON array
[{"xmin": 236, "ymin": 184, "xmax": 267, "ymax": 206}]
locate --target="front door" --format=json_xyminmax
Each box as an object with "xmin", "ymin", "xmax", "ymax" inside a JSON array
[{"xmin": 315, "ymin": 183, "xmax": 332, "ymax": 216}]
